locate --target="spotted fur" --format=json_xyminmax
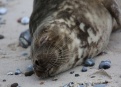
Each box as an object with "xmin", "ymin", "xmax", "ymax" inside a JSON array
[{"xmin": 29, "ymin": 0, "xmax": 121, "ymax": 78}]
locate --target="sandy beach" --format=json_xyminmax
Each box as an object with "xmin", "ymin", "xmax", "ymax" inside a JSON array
[{"xmin": 0, "ymin": 0, "xmax": 121, "ymax": 87}]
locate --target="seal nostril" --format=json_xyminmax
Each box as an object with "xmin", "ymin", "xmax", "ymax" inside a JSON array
[{"xmin": 35, "ymin": 60, "xmax": 39, "ymax": 66}]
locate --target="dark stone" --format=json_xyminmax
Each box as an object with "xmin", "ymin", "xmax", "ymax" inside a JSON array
[
  {"xmin": 99, "ymin": 60, "xmax": 111, "ymax": 69},
  {"xmin": 84, "ymin": 59, "xmax": 95, "ymax": 66},
  {"xmin": 3, "ymin": 79, "xmax": 6, "ymax": 82},
  {"xmin": 11, "ymin": 83, "xmax": 18, "ymax": 87},
  {"xmin": 75, "ymin": 74, "xmax": 80, "ymax": 77},
  {"xmin": 81, "ymin": 67, "xmax": 87, "ymax": 72},
  {"xmin": 0, "ymin": 35, "xmax": 4, "ymax": 39},
  {"xmin": 70, "ymin": 71, "xmax": 74, "ymax": 74},
  {"xmin": 25, "ymin": 71, "xmax": 34, "ymax": 76}
]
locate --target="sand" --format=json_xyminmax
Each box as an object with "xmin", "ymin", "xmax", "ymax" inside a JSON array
[{"xmin": 0, "ymin": 0, "xmax": 121, "ymax": 87}]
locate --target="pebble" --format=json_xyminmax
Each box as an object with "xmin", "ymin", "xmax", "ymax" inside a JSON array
[
  {"xmin": 3, "ymin": 79, "xmax": 6, "ymax": 82},
  {"xmin": 19, "ymin": 29, "xmax": 31, "ymax": 48},
  {"xmin": 81, "ymin": 67, "xmax": 87, "ymax": 72},
  {"xmin": 27, "ymin": 65, "xmax": 33, "ymax": 72},
  {"xmin": 0, "ymin": 35, "xmax": 4, "ymax": 39},
  {"xmin": 20, "ymin": 17, "xmax": 30, "ymax": 25},
  {"xmin": 99, "ymin": 60, "xmax": 111, "ymax": 69},
  {"xmin": 84, "ymin": 59, "xmax": 95, "ymax": 66},
  {"xmin": 70, "ymin": 71, "xmax": 74, "ymax": 74},
  {"xmin": 75, "ymin": 74, "xmax": 80, "ymax": 77},
  {"xmin": 15, "ymin": 69, "xmax": 22, "ymax": 75},
  {"xmin": 11, "ymin": 83, "xmax": 18, "ymax": 87},
  {"xmin": 94, "ymin": 84, "xmax": 106, "ymax": 87},
  {"xmin": 21, "ymin": 52, "xmax": 28, "ymax": 56},
  {"xmin": 7, "ymin": 72, "xmax": 14, "ymax": 75},
  {"xmin": 0, "ymin": 7, "xmax": 7, "ymax": 15},
  {"xmin": 24, "ymin": 71, "xmax": 34, "ymax": 77}
]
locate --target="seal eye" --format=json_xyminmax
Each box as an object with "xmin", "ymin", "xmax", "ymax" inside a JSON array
[{"xmin": 35, "ymin": 60, "xmax": 40, "ymax": 66}]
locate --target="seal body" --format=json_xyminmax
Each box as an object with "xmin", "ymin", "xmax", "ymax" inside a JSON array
[{"xmin": 29, "ymin": 0, "xmax": 121, "ymax": 78}]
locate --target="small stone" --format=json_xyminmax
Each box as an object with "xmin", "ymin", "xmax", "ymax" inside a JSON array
[
  {"xmin": 24, "ymin": 71, "xmax": 34, "ymax": 77},
  {"xmin": 22, "ymin": 52, "xmax": 28, "ymax": 56},
  {"xmin": 20, "ymin": 17, "xmax": 30, "ymax": 25},
  {"xmin": 94, "ymin": 84, "xmax": 106, "ymax": 87},
  {"xmin": 75, "ymin": 74, "xmax": 80, "ymax": 77},
  {"xmin": 68, "ymin": 82, "xmax": 74, "ymax": 86},
  {"xmin": 84, "ymin": 59, "xmax": 95, "ymax": 66},
  {"xmin": 3, "ymin": 79, "xmax": 6, "ymax": 82},
  {"xmin": 81, "ymin": 67, "xmax": 87, "ymax": 72},
  {"xmin": 19, "ymin": 29, "xmax": 31, "ymax": 48},
  {"xmin": 27, "ymin": 65, "xmax": 33, "ymax": 72},
  {"xmin": 99, "ymin": 60, "xmax": 111, "ymax": 69},
  {"xmin": 0, "ymin": 7, "xmax": 7, "ymax": 15},
  {"xmin": 90, "ymin": 76, "xmax": 96, "ymax": 78},
  {"xmin": 7, "ymin": 72, "xmax": 14, "ymax": 75},
  {"xmin": 0, "ymin": 35, "xmax": 4, "ymax": 39},
  {"xmin": 15, "ymin": 69, "xmax": 22, "ymax": 75},
  {"xmin": 70, "ymin": 71, "xmax": 74, "ymax": 74},
  {"xmin": 11, "ymin": 83, "xmax": 18, "ymax": 87}
]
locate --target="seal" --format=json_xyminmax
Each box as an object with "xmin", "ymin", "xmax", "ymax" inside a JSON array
[{"xmin": 29, "ymin": 0, "xmax": 121, "ymax": 78}]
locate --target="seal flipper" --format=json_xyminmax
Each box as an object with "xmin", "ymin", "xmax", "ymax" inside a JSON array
[{"xmin": 101, "ymin": 0, "xmax": 121, "ymax": 27}]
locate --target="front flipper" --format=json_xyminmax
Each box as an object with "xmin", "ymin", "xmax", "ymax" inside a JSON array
[{"xmin": 101, "ymin": 0, "xmax": 121, "ymax": 27}]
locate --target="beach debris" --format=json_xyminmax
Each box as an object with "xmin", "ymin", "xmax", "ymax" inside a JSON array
[
  {"xmin": 0, "ymin": 7, "xmax": 7, "ymax": 15},
  {"xmin": 94, "ymin": 84, "xmax": 107, "ymax": 87},
  {"xmin": 70, "ymin": 71, "xmax": 74, "ymax": 74},
  {"xmin": 81, "ymin": 67, "xmax": 87, "ymax": 72},
  {"xmin": 24, "ymin": 71, "xmax": 34, "ymax": 77},
  {"xmin": 7, "ymin": 72, "xmax": 14, "ymax": 75},
  {"xmin": 99, "ymin": 60, "xmax": 111, "ymax": 69},
  {"xmin": 0, "ymin": 34, "xmax": 4, "ymax": 39},
  {"xmin": 11, "ymin": 83, "xmax": 18, "ymax": 87},
  {"xmin": 18, "ymin": 17, "xmax": 30, "ymax": 25},
  {"xmin": 15, "ymin": 69, "xmax": 22, "ymax": 75},
  {"xmin": 75, "ymin": 74, "xmax": 80, "ymax": 77},
  {"xmin": 84, "ymin": 59, "xmax": 95, "ymax": 66},
  {"xmin": 19, "ymin": 29, "xmax": 32, "ymax": 48}
]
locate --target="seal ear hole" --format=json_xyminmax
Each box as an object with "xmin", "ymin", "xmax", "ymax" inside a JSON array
[{"xmin": 35, "ymin": 60, "xmax": 39, "ymax": 66}]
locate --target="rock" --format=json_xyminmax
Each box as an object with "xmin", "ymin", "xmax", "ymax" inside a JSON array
[
  {"xmin": 3, "ymin": 79, "xmax": 6, "ymax": 82},
  {"xmin": 70, "ymin": 71, "xmax": 74, "ymax": 74},
  {"xmin": 99, "ymin": 60, "xmax": 111, "ymax": 69},
  {"xmin": 81, "ymin": 67, "xmax": 87, "ymax": 72},
  {"xmin": 21, "ymin": 52, "xmax": 28, "ymax": 56},
  {"xmin": 24, "ymin": 71, "xmax": 34, "ymax": 77},
  {"xmin": 84, "ymin": 59, "xmax": 95, "ymax": 66},
  {"xmin": 0, "ymin": 7, "xmax": 7, "ymax": 15},
  {"xmin": 15, "ymin": 69, "xmax": 22, "ymax": 75},
  {"xmin": 11, "ymin": 83, "xmax": 18, "ymax": 87},
  {"xmin": 7, "ymin": 72, "xmax": 14, "ymax": 75},
  {"xmin": 0, "ymin": 35, "xmax": 4, "ymax": 39},
  {"xmin": 27, "ymin": 65, "xmax": 33, "ymax": 72},
  {"xmin": 19, "ymin": 29, "xmax": 32, "ymax": 48},
  {"xmin": 20, "ymin": 17, "xmax": 30, "ymax": 25},
  {"xmin": 75, "ymin": 74, "xmax": 80, "ymax": 77}
]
